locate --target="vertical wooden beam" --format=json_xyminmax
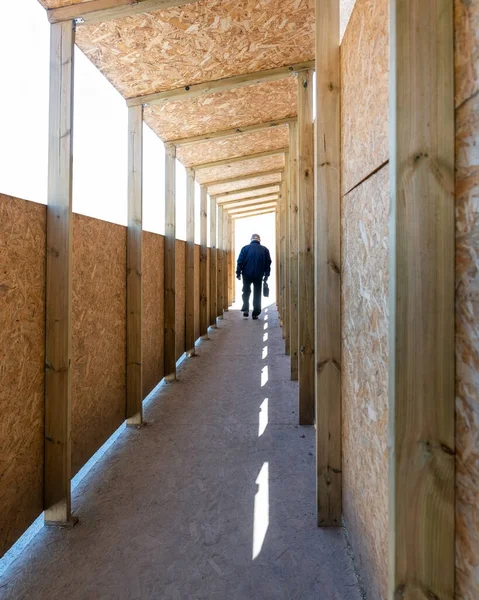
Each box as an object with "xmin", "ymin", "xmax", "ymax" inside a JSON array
[
  {"xmin": 126, "ymin": 104, "xmax": 144, "ymax": 426},
  {"xmin": 284, "ymin": 152, "xmax": 290, "ymax": 354},
  {"xmin": 199, "ymin": 185, "xmax": 208, "ymax": 338},
  {"xmin": 297, "ymin": 68, "xmax": 315, "ymax": 426},
  {"xmin": 289, "ymin": 122, "xmax": 299, "ymax": 381},
  {"xmin": 279, "ymin": 187, "xmax": 285, "ymax": 329},
  {"xmin": 275, "ymin": 209, "xmax": 280, "ymax": 314},
  {"xmin": 164, "ymin": 144, "xmax": 176, "ymax": 380},
  {"xmin": 185, "ymin": 167, "xmax": 196, "ymax": 355},
  {"xmin": 45, "ymin": 20, "xmax": 75, "ymax": 525},
  {"xmin": 231, "ymin": 217, "xmax": 236, "ymax": 303},
  {"xmin": 315, "ymin": 0, "xmax": 341, "ymax": 526},
  {"xmin": 217, "ymin": 204, "xmax": 224, "ymax": 319},
  {"xmin": 223, "ymin": 215, "xmax": 229, "ymax": 311},
  {"xmin": 389, "ymin": 1, "xmax": 454, "ymax": 597},
  {"xmin": 209, "ymin": 195, "xmax": 217, "ymax": 327}
]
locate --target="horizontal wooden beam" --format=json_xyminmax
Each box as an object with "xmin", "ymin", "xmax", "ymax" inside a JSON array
[
  {"xmin": 215, "ymin": 183, "xmax": 281, "ymax": 200},
  {"xmin": 127, "ymin": 62, "xmax": 315, "ymax": 107},
  {"xmin": 204, "ymin": 169, "xmax": 284, "ymax": 188},
  {"xmin": 233, "ymin": 208, "xmax": 277, "ymax": 220},
  {"xmin": 227, "ymin": 201, "xmax": 278, "ymax": 215},
  {"xmin": 220, "ymin": 194, "xmax": 279, "ymax": 210},
  {"xmin": 48, "ymin": 0, "xmax": 197, "ymax": 24},
  {"xmin": 193, "ymin": 148, "xmax": 288, "ymax": 171},
  {"xmin": 171, "ymin": 118, "xmax": 296, "ymax": 147}
]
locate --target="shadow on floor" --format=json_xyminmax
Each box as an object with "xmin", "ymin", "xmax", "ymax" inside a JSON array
[{"xmin": 0, "ymin": 304, "xmax": 360, "ymax": 600}]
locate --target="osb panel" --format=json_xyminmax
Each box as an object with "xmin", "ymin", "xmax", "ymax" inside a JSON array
[
  {"xmin": 217, "ymin": 185, "xmax": 280, "ymax": 202},
  {"xmin": 38, "ymin": 0, "xmax": 91, "ymax": 7},
  {"xmin": 144, "ymin": 79, "xmax": 297, "ymax": 142},
  {"xmin": 340, "ymin": 0, "xmax": 389, "ymax": 196},
  {"xmin": 455, "ymin": 68, "xmax": 479, "ymax": 599},
  {"xmin": 341, "ymin": 167, "xmax": 389, "ymax": 600},
  {"xmin": 143, "ymin": 232, "xmax": 165, "ymax": 398},
  {"xmin": 455, "ymin": 0, "xmax": 479, "ymax": 108},
  {"xmin": 76, "ymin": 0, "xmax": 314, "ymax": 99},
  {"xmin": 0, "ymin": 195, "xmax": 45, "ymax": 557},
  {"xmin": 176, "ymin": 240, "xmax": 186, "ymax": 360},
  {"xmin": 194, "ymin": 244, "xmax": 200, "ymax": 342},
  {"xmin": 208, "ymin": 173, "xmax": 282, "ymax": 196},
  {"xmin": 195, "ymin": 154, "xmax": 285, "ymax": 185},
  {"xmin": 177, "ymin": 126, "xmax": 289, "ymax": 168},
  {"xmin": 72, "ymin": 214, "xmax": 126, "ymax": 475}
]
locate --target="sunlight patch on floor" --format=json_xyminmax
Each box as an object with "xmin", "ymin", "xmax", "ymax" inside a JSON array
[
  {"xmin": 252, "ymin": 462, "xmax": 269, "ymax": 560},
  {"xmin": 258, "ymin": 398, "xmax": 268, "ymax": 437}
]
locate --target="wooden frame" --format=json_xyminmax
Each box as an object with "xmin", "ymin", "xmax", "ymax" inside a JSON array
[
  {"xmin": 279, "ymin": 180, "xmax": 286, "ymax": 331},
  {"xmin": 216, "ymin": 183, "xmax": 281, "ymax": 201},
  {"xmin": 223, "ymin": 217, "xmax": 229, "ymax": 311},
  {"xmin": 205, "ymin": 169, "xmax": 283, "ymax": 188},
  {"xmin": 389, "ymin": 0, "xmax": 455, "ymax": 596},
  {"xmin": 170, "ymin": 118, "xmax": 296, "ymax": 147},
  {"xmin": 284, "ymin": 154, "xmax": 290, "ymax": 355},
  {"xmin": 126, "ymin": 105, "xmax": 144, "ymax": 427},
  {"xmin": 127, "ymin": 62, "xmax": 315, "ymax": 107},
  {"xmin": 315, "ymin": 0, "xmax": 341, "ymax": 527},
  {"xmin": 289, "ymin": 122, "xmax": 299, "ymax": 381},
  {"xmin": 48, "ymin": 0, "xmax": 198, "ymax": 25},
  {"xmin": 233, "ymin": 208, "xmax": 277, "ymax": 220},
  {"xmin": 44, "ymin": 20, "xmax": 76, "ymax": 526},
  {"xmin": 164, "ymin": 144, "xmax": 176, "ymax": 379},
  {"xmin": 220, "ymin": 195, "xmax": 279, "ymax": 210},
  {"xmin": 209, "ymin": 196, "xmax": 217, "ymax": 327},
  {"xmin": 185, "ymin": 167, "xmax": 196, "ymax": 355},
  {"xmin": 227, "ymin": 202, "xmax": 278, "ymax": 215},
  {"xmin": 193, "ymin": 148, "xmax": 288, "ymax": 171},
  {"xmin": 297, "ymin": 69, "xmax": 315, "ymax": 426},
  {"xmin": 199, "ymin": 186, "xmax": 208, "ymax": 338},
  {"xmin": 217, "ymin": 205, "xmax": 224, "ymax": 320}
]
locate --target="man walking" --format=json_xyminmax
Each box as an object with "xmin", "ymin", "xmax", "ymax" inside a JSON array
[{"xmin": 236, "ymin": 233, "xmax": 272, "ymax": 320}]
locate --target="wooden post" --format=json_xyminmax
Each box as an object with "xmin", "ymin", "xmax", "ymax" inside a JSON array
[
  {"xmin": 217, "ymin": 204, "xmax": 224, "ymax": 320},
  {"xmin": 315, "ymin": 0, "xmax": 341, "ymax": 526},
  {"xmin": 209, "ymin": 195, "xmax": 217, "ymax": 327},
  {"xmin": 164, "ymin": 144, "xmax": 176, "ymax": 380},
  {"xmin": 297, "ymin": 68, "xmax": 315, "ymax": 426},
  {"xmin": 199, "ymin": 185, "xmax": 208, "ymax": 338},
  {"xmin": 284, "ymin": 153, "xmax": 290, "ymax": 354},
  {"xmin": 231, "ymin": 217, "xmax": 236, "ymax": 303},
  {"xmin": 185, "ymin": 167, "xmax": 196, "ymax": 355},
  {"xmin": 275, "ymin": 209, "xmax": 280, "ymax": 315},
  {"xmin": 45, "ymin": 20, "xmax": 76, "ymax": 525},
  {"xmin": 289, "ymin": 122, "xmax": 299, "ymax": 381},
  {"xmin": 389, "ymin": 1, "xmax": 455, "ymax": 597},
  {"xmin": 223, "ymin": 215, "xmax": 229, "ymax": 311},
  {"xmin": 126, "ymin": 105, "xmax": 143, "ymax": 426},
  {"xmin": 280, "ymin": 180, "xmax": 286, "ymax": 334}
]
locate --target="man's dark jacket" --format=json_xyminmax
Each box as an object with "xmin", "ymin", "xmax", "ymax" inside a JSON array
[{"xmin": 236, "ymin": 240, "xmax": 272, "ymax": 280}]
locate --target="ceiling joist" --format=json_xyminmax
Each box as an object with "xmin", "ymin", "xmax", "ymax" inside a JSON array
[
  {"xmin": 127, "ymin": 61, "xmax": 314, "ymax": 107},
  {"xmin": 215, "ymin": 184, "xmax": 281, "ymax": 200},
  {"xmin": 193, "ymin": 148, "xmax": 288, "ymax": 171},
  {"xmin": 220, "ymin": 195, "xmax": 280, "ymax": 210},
  {"xmin": 204, "ymin": 169, "xmax": 284, "ymax": 189},
  {"xmin": 228, "ymin": 201, "xmax": 278, "ymax": 215},
  {"xmin": 233, "ymin": 208, "xmax": 277, "ymax": 220},
  {"xmin": 170, "ymin": 118, "xmax": 296, "ymax": 147},
  {"xmin": 48, "ymin": 0, "xmax": 197, "ymax": 24}
]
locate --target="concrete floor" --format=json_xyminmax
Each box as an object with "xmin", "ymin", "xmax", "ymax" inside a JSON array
[{"xmin": 1, "ymin": 304, "xmax": 361, "ymax": 600}]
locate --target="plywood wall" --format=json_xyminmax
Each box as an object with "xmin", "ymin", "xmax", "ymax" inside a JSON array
[
  {"xmin": 71, "ymin": 214, "xmax": 126, "ymax": 475},
  {"xmin": 143, "ymin": 232, "xmax": 165, "ymax": 398},
  {"xmin": 455, "ymin": 0, "xmax": 479, "ymax": 597},
  {"xmin": 0, "ymin": 194, "xmax": 45, "ymax": 557},
  {"xmin": 340, "ymin": 0, "xmax": 389, "ymax": 598}
]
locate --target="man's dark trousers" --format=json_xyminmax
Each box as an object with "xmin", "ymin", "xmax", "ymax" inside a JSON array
[{"xmin": 242, "ymin": 276, "xmax": 263, "ymax": 316}]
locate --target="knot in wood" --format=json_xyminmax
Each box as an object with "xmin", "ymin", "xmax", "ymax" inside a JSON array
[
  {"xmin": 394, "ymin": 584, "xmax": 406, "ymax": 599},
  {"xmin": 328, "ymin": 82, "xmax": 334, "ymax": 91},
  {"xmin": 302, "ymin": 79, "xmax": 308, "ymax": 88},
  {"xmin": 185, "ymin": 85, "xmax": 190, "ymax": 91}
]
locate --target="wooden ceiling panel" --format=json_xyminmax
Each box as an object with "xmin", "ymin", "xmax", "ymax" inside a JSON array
[
  {"xmin": 143, "ymin": 78, "xmax": 297, "ymax": 141},
  {"xmin": 207, "ymin": 172, "xmax": 282, "ymax": 195},
  {"xmin": 39, "ymin": 0, "xmax": 92, "ymax": 8},
  {"xmin": 195, "ymin": 154, "xmax": 284, "ymax": 184},
  {"xmin": 74, "ymin": 0, "xmax": 314, "ymax": 99},
  {"xmin": 216, "ymin": 185, "xmax": 280, "ymax": 202},
  {"xmin": 176, "ymin": 125, "xmax": 289, "ymax": 167}
]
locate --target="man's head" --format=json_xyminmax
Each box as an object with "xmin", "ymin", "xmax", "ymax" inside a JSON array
[{"xmin": 251, "ymin": 233, "xmax": 261, "ymax": 242}]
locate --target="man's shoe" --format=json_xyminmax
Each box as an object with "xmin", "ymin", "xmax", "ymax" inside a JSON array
[
  {"xmin": 243, "ymin": 311, "xmax": 249, "ymax": 318},
  {"xmin": 252, "ymin": 314, "xmax": 259, "ymax": 320}
]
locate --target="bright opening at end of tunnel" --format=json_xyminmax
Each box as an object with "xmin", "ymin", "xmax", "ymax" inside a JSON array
[
  {"xmin": 258, "ymin": 398, "xmax": 269, "ymax": 437},
  {"xmin": 252, "ymin": 462, "xmax": 270, "ymax": 560}
]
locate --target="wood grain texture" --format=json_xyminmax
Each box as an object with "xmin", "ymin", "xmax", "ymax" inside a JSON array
[
  {"xmin": 194, "ymin": 244, "xmax": 200, "ymax": 342},
  {"xmin": 0, "ymin": 195, "xmax": 45, "ymax": 556},
  {"xmin": 164, "ymin": 145, "xmax": 176, "ymax": 378},
  {"xmin": 455, "ymin": 1, "xmax": 479, "ymax": 595},
  {"xmin": 342, "ymin": 168, "xmax": 389, "ymax": 600},
  {"xmin": 126, "ymin": 104, "xmax": 143, "ymax": 425},
  {"xmin": 142, "ymin": 232, "xmax": 165, "ymax": 398},
  {"xmin": 175, "ymin": 240, "xmax": 186, "ymax": 360},
  {"xmin": 315, "ymin": 0, "xmax": 341, "ymax": 527},
  {"xmin": 297, "ymin": 69, "xmax": 315, "ymax": 426},
  {"xmin": 71, "ymin": 215, "xmax": 126, "ymax": 474},
  {"xmin": 208, "ymin": 173, "xmax": 282, "ymax": 197},
  {"xmin": 289, "ymin": 123, "xmax": 299, "ymax": 381},
  {"xmin": 217, "ymin": 206, "xmax": 224, "ymax": 318},
  {"xmin": 185, "ymin": 169, "xmax": 196, "ymax": 354},
  {"xmin": 45, "ymin": 20, "xmax": 75, "ymax": 523},
  {"xmin": 389, "ymin": 1, "xmax": 455, "ymax": 597},
  {"xmin": 340, "ymin": 0, "xmax": 389, "ymax": 196},
  {"xmin": 199, "ymin": 187, "xmax": 208, "ymax": 337},
  {"xmin": 144, "ymin": 79, "xmax": 297, "ymax": 143},
  {"xmin": 196, "ymin": 155, "xmax": 285, "ymax": 189},
  {"xmin": 209, "ymin": 196, "xmax": 217, "ymax": 326}
]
